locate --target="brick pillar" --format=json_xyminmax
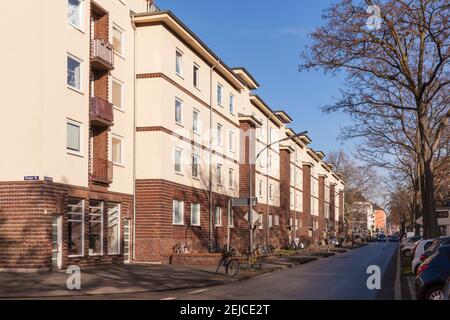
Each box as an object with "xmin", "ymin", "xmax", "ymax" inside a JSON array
[
  {"xmin": 318, "ymin": 176, "xmax": 325, "ymax": 243},
  {"xmin": 302, "ymin": 164, "xmax": 311, "ymax": 239},
  {"xmin": 279, "ymin": 148, "xmax": 291, "ymax": 244},
  {"xmin": 330, "ymin": 184, "xmax": 336, "ymax": 236},
  {"xmin": 239, "ymin": 121, "xmax": 256, "ymax": 198}
]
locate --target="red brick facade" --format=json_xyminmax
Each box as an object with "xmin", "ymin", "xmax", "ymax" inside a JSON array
[
  {"xmin": 301, "ymin": 164, "xmax": 312, "ymax": 239},
  {"xmin": 0, "ymin": 181, "xmax": 133, "ymax": 271}
]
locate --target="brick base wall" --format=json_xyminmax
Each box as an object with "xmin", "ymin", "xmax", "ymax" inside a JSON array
[{"xmin": 0, "ymin": 181, "xmax": 133, "ymax": 271}]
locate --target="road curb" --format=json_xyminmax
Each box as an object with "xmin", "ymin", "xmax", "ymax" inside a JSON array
[{"xmin": 395, "ymin": 247, "xmax": 401, "ymax": 300}]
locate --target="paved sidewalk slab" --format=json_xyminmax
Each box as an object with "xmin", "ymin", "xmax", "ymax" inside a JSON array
[{"xmin": 0, "ymin": 263, "xmax": 271, "ymax": 298}]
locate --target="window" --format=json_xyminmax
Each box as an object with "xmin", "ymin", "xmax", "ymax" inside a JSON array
[
  {"xmin": 67, "ymin": 55, "xmax": 82, "ymax": 91},
  {"xmin": 112, "ymin": 79, "xmax": 123, "ymax": 109},
  {"xmin": 259, "ymin": 213, "xmax": 263, "ymax": 229},
  {"xmin": 68, "ymin": 0, "xmax": 82, "ymax": 29},
  {"xmin": 296, "ymin": 219, "xmax": 300, "ymax": 230},
  {"xmin": 107, "ymin": 203, "xmax": 120, "ymax": 255},
  {"xmin": 269, "ymin": 215, "xmax": 273, "ymax": 228},
  {"xmin": 174, "ymin": 148, "xmax": 182, "ymax": 173},
  {"xmin": 113, "ymin": 24, "xmax": 124, "ymax": 56},
  {"xmin": 260, "ymin": 122, "xmax": 264, "ymax": 138},
  {"xmin": 269, "ymin": 184, "xmax": 273, "ymax": 199},
  {"xmin": 215, "ymin": 207, "xmax": 222, "ymax": 227},
  {"xmin": 193, "ymin": 109, "xmax": 200, "ymax": 134},
  {"xmin": 259, "ymin": 180, "xmax": 263, "ymax": 196},
  {"xmin": 192, "ymin": 154, "xmax": 200, "ymax": 178},
  {"xmin": 112, "ymin": 135, "xmax": 123, "ymax": 165},
  {"xmin": 67, "ymin": 120, "xmax": 81, "ymax": 154},
  {"xmin": 229, "ymin": 131, "xmax": 234, "ymax": 152},
  {"xmin": 193, "ymin": 64, "xmax": 200, "ymax": 88},
  {"xmin": 217, "ymin": 84, "xmax": 223, "ymax": 106},
  {"xmin": 290, "ymin": 190, "xmax": 294, "ymax": 206},
  {"xmin": 229, "ymin": 94, "xmax": 234, "ymax": 114},
  {"xmin": 216, "ymin": 123, "xmax": 223, "ymax": 146},
  {"xmin": 68, "ymin": 199, "xmax": 84, "ymax": 257},
  {"xmin": 176, "ymin": 50, "xmax": 183, "ymax": 76},
  {"xmin": 228, "ymin": 168, "xmax": 234, "ymax": 188},
  {"xmin": 290, "ymin": 166, "xmax": 294, "ymax": 184},
  {"xmin": 268, "ymin": 155, "xmax": 272, "ymax": 172},
  {"xmin": 191, "ymin": 203, "xmax": 200, "ymax": 226},
  {"xmin": 216, "ymin": 164, "xmax": 222, "ymax": 185},
  {"xmin": 89, "ymin": 200, "xmax": 104, "ymax": 255},
  {"xmin": 175, "ymin": 98, "xmax": 183, "ymax": 124},
  {"xmin": 173, "ymin": 200, "xmax": 184, "ymax": 225},
  {"xmin": 274, "ymin": 215, "xmax": 279, "ymax": 226}
]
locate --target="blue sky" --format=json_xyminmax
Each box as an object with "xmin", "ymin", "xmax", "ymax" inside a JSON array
[{"xmin": 157, "ymin": 0, "xmax": 355, "ymax": 156}]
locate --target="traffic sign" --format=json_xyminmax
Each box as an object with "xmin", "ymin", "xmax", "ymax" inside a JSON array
[{"xmin": 231, "ymin": 197, "xmax": 258, "ymax": 207}]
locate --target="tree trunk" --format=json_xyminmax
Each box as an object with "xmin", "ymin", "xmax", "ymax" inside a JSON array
[{"xmin": 417, "ymin": 104, "xmax": 440, "ymax": 239}]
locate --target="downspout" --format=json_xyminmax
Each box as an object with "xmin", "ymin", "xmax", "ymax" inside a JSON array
[
  {"xmin": 209, "ymin": 60, "xmax": 219, "ymax": 251},
  {"xmin": 131, "ymin": 13, "xmax": 137, "ymax": 261}
]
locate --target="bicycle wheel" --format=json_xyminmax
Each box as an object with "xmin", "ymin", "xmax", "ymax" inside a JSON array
[{"xmin": 226, "ymin": 259, "xmax": 240, "ymax": 277}]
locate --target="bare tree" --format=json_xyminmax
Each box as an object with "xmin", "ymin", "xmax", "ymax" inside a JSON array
[{"xmin": 300, "ymin": 0, "xmax": 449, "ymax": 238}]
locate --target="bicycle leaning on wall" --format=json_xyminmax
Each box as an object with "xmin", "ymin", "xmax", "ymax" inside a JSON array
[{"xmin": 215, "ymin": 245, "xmax": 240, "ymax": 277}]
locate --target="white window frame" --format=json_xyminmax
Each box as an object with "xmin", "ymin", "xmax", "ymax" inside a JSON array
[
  {"xmin": 191, "ymin": 203, "xmax": 201, "ymax": 226},
  {"xmin": 216, "ymin": 164, "xmax": 223, "ymax": 186},
  {"xmin": 68, "ymin": 0, "xmax": 83, "ymax": 31},
  {"xmin": 67, "ymin": 54, "xmax": 83, "ymax": 92},
  {"xmin": 274, "ymin": 214, "xmax": 280, "ymax": 226},
  {"xmin": 228, "ymin": 168, "xmax": 234, "ymax": 189},
  {"xmin": 175, "ymin": 49, "xmax": 183, "ymax": 77},
  {"xmin": 259, "ymin": 180, "xmax": 263, "ymax": 197},
  {"xmin": 192, "ymin": 154, "xmax": 200, "ymax": 179},
  {"xmin": 112, "ymin": 78, "xmax": 124, "ymax": 110},
  {"xmin": 112, "ymin": 23, "xmax": 125, "ymax": 57},
  {"xmin": 216, "ymin": 123, "xmax": 223, "ymax": 146},
  {"xmin": 111, "ymin": 134, "xmax": 124, "ymax": 166},
  {"xmin": 229, "ymin": 210, "xmax": 234, "ymax": 228},
  {"xmin": 269, "ymin": 214, "xmax": 273, "ymax": 229},
  {"xmin": 193, "ymin": 63, "xmax": 200, "ymax": 88},
  {"xmin": 107, "ymin": 203, "xmax": 121, "ymax": 255},
  {"xmin": 173, "ymin": 200, "xmax": 184, "ymax": 225},
  {"xmin": 175, "ymin": 98, "xmax": 183, "ymax": 125},
  {"xmin": 229, "ymin": 131, "xmax": 235, "ymax": 153},
  {"xmin": 174, "ymin": 147, "xmax": 183, "ymax": 174},
  {"xmin": 67, "ymin": 118, "xmax": 83, "ymax": 157},
  {"xmin": 193, "ymin": 109, "xmax": 200, "ymax": 134},
  {"xmin": 269, "ymin": 184, "xmax": 273, "ymax": 199},
  {"xmin": 88, "ymin": 200, "xmax": 104, "ymax": 256},
  {"xmin": 259, "ymin": 213, "xmax": 263, "ymax": 230},
  {"xmin": 229, "ymin": 94, "xmax": 234, "ymax": 114},
  {"xmin": 215, "ymin": 207, "xmax": 223, "ymax": 227},
  {"xmin": 68, "ymin": 198, "xmax": 85, "ymax": 258},
  {"xmin": 217, "ymin": 83, "xmax": 223, "ymax": 106}
]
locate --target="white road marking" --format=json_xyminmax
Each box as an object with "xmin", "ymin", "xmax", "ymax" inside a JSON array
[
  {"xmin": 189, "ymin": 289, "xmax": 208, "ymax": 294},
  {"xmin": 160, "ymin": 297, "xmax": 177, "ymax": 300}
]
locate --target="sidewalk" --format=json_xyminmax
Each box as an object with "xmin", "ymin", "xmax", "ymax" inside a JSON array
[
  {"xmin": 0, "ymin": 263, "xmax": 280, "ymax": 299},
  {"xmin": 0, "ymin": 245, "xmax": 351, "ymax": 299}
]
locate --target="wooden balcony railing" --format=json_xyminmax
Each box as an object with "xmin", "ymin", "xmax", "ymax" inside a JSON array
[
  {"xmin": 90, "ymin": 158, "xmax": 113, "ymax": 184},
  {"xmin": 90, "ymin": 96, "xmax": 114, "ymax": 126},
  {"xmin": 90, "ymin": 39, "xmax": 114, "ymax": 70}
]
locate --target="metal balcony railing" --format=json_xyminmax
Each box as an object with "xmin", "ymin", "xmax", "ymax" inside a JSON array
[
  {"xmin": 90, "ymin": 158, "xmax": 113, "ymax": 184},
  {"xmin": 90, "ymin": 39, "xmax": 114, "ymax": 70},
  {"xmin": 90, "ymin": 96, "xmax": 114, "ymax": 126}
]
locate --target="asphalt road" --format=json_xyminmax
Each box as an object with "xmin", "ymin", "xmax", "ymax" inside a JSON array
[
  {"xmin": 69, "ymin": 242, "xmax": 398, "ymax": 300},
  {"xmin": 167, "ymin": 242, "xmax": 399, "ymax": 300}
]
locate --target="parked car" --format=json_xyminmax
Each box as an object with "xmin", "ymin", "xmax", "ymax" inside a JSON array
[
  {"xmin": 401, "ymin": 236, "xmax": 423, "ymax": 257},
  {"xmin": 401, "ymin": 235, "xmax": 421, "ymax": 248},
  {"xmin": 443, "ymin": 277, "xmax": 450, "ymax": 300},
  {"xmin": 419, "ymin": 237, "xmax": 450, "ymax": 263},
  {"xmin": 389, "ymin": 235, "xmax": 400, "ymax": 242},
  {"xmin": 377, "ymin": 234, "xmax": 387, "ymax": 242},
  {"xmin": 411, "ymin": 239, "xmax": 435, "ymax": 275},
  {"xmin": 415, "ymin": 245, "xmax": 450, "ymax": 300}
]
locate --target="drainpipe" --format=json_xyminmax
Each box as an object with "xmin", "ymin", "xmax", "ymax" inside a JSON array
[
  {"xmin": 131, "ymin": 13, "xmax": 137, "ymax": 261},
  {"xmin": 209, "ymin": 60, "xmax": 219, "ymax": 251}
]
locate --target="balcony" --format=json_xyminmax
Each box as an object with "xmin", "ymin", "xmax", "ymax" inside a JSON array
[
  {"xmin": 90, "ymin": 39, "xmax": 114, "ymax": 70},
  {"xmin": 90, "ymin": 158, "xmax": 113, "ymax": 185},
  {"xmin": 90, "ymin": 97, "xmax": 114, "ymax": 127}
]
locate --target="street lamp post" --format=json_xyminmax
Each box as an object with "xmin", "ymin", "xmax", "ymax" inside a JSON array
[{"xmin": 248, "ymin": 130, "xmax": 308, "ymax": 253}]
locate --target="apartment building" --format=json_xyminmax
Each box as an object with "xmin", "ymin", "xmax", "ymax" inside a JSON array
[{"xmin": 0, "ymin": 0, "xmax": 345, "ymax": 270}]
